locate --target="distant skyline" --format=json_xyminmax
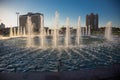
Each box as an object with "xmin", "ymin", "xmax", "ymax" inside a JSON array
[{"xmin": 0, "ymin": 0, "xmax": 120, "ymax": 28}]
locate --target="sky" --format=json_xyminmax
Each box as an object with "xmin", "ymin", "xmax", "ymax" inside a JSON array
[{"xmin": 0, "ymin": 0, "xmax": 120, "ymax": 28}]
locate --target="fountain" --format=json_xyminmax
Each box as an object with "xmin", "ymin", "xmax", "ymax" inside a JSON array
[
  {"xmin": 13, "ymin": 28, "xmax": 16, "ymax": 36},
  {"xmin": 104, "ymin": 21, "xmax": 113, "ymax": 41},
  {"xmin": 51, "ymin": 30, "xmax": 53, "ymax": 36},
  {"xmin": 82, "ymin": 27, "xmax": 85, "ymax": 36},
  {"xmin": 76, "ymin": 16, "xmax": 82, "ymax": 46},
  {"xmin": 65, "ymin": 17, "xmax": 70, "ymax": 47},
  {"xmin": 47, "ymin": 29, "xmax": 49, "ymax": 36},
  {"xmin": 20, "ymin": 27, "xmax": 23, "ymax": 36},
  {"xmin": 40, "ymin": 15, "xmax": 45, "ymax": 48},
  {"xmin": 85, "ymin": 26, "xmax": 87, "ymax": 36},
  {"xmin": 23, "ymin": 27, "xmax": 26, "ymax": 36},
  {"xmin": 53, "ymin": 11, "xmax": 59, "ymax": 48},
  {"xmin": 1, "ymin": 11, "xmax": 120, "ymax": 73},
  {"xmin": 26, "ymin": 16, "xmax": 34, "ymax": 47},
  {"xmin": 17, "ymin": 27, "xmax": 19, "ymax": 36},
  {"xmin": 88, "ymin": 25, "xmax": 91, "ymax": 36},
  {"xmin": 10, "ymin": 26, "xmax": 13, "ymax": 37}
]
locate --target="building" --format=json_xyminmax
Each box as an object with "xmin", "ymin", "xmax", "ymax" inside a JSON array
[
  {"xmin": 19, "ymin": 12, "xmax": 44, "ymax": 34},
  {"xmin": 0, "ymin": 23, "xmax": 6, "ymax": 35},
  {"xmin": 0, "ymin": 23, "xmax": 5, "ymax": 29},
  {"xmin": 86, "ymin": 13, "xmax": 98, "ymax": 33}
]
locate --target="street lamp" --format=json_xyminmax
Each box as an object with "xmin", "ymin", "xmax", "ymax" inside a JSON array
[{"xmin": 16, "ymin": 12, "xmax": 19, "ymax": 27}]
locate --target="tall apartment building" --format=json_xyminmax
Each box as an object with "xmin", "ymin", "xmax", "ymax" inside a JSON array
[
  {"xmin": 86, "ymin": 13, "xmax": 98, "ymax": 33},
  {"xmin": 19, "ymin": 12, "xmax": 44, "ymax": 33}
]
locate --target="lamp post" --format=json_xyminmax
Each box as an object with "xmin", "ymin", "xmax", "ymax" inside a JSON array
[{"xmin": 16, "ymin": 12, "xmax": 19, "ymax": 27}]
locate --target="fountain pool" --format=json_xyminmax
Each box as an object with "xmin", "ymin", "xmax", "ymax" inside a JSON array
[{"xmin": 0, "ymin": 36, "xmax": 120, "ymax": 72}]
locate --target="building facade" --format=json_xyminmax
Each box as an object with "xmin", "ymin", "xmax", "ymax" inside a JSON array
[
  {"xmin": 86, "ymin": 13, "xmax": 98, "ymax": 33},
  {"xmin": 19, "ymin": 12, "xmax": 44, "ymax": 34}
]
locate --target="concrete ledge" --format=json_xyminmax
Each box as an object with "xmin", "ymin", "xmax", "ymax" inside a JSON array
[{"xmin": 0, "ymin": 64, "xmax": 120, "ymax": 80}]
